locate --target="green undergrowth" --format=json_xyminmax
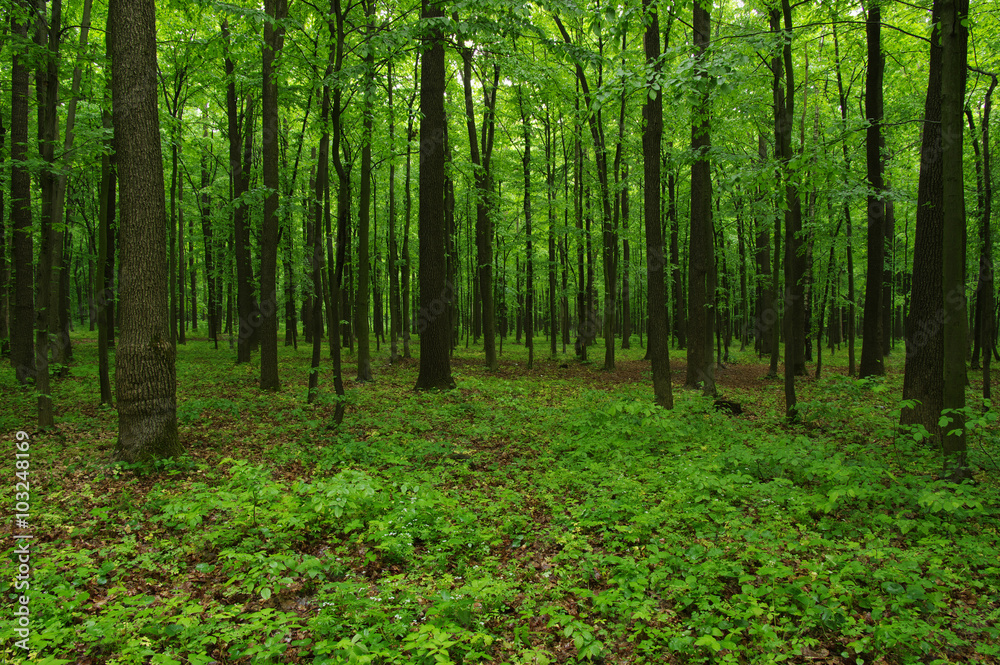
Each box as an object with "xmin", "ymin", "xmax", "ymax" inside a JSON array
[{"xmin": 2, "ymin": 333, "xmax": 999, "ymax": 664}]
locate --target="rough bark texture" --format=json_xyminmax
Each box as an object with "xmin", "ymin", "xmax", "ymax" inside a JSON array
[
  {"xmin": 413, "ymin": 0, "xmax": 454, "ymax": 391},
  {"xmin": 35, "ymin": 0, "xmax": 59, "ymax": 427},
  {"xmin": 644, "ymin": 0, "xmax": 673, "ymax": 408},
  {"xmin": 260, "ymin": 0, "xmax": 287, "ymax": 391},
  {"xmin": 859, "ymin": 1, "xmax": 886, "ymax": 378},
  {"xmin": 940, "ymin": 0, "xmax": 969, "ymax": 479},
  {"xmin": 901, "ymin": 0, "xmax": 944, "ymax": 442},
  {"xmin": 111, "ymin": 0, "xmax": 180, "ymax": 462},
  {"xmin": 686, "ymin": 0, "xmax": 715, "ymax": 395}
]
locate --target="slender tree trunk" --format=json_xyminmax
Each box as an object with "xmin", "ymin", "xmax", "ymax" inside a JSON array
[
  {"xmin": 111, "ymin": 0, "xmax": 180, "ymax": 461},
  {"xmin": 833, "ymin": 24, "xmax": 857, "ymax": 377},
  {"xmin": 224, "ymin": 21, "xmax": 257, "ymax": 363},
  {"xmin": 545, "ymin": 110, "xmax": 558, "ymax": 358},
  {"xmin": 0, "ymin": 100, "xmax": 7, "ymax": 358},
  {"xmin": 49, "ymin": 0, "xmax": 92, "ymax": 373},
  {"xmin": 354, "ymin": 0, "xmax": 375, "ymax": 381},
  {"xmin": 553, "ymin": 16, "xmax": 617, "ymax": 371},
  {"xmin": 859, "ymin": 1, "xmax": 886, "ymax": 378},
  {"xmin": 460, "ymin": 43, "xmax": 499, "ymax": 371},
  {"xmin": 178, "ymin": 173, "xmax": 186, "ymax": 344},
  {"xmin": 260, "ymin": 0, "xmax": 287, "ymax": 391},
  {"xmin": 388, "ymin": 60, "xmax": 401, "ymax": 364},
  {"xmin": 518, "ymin": 90, "xmax": 534, "ymax": 368},
  {"xmin": 200, "ymin": 129, "xmax": 218, "ymax": 347}
]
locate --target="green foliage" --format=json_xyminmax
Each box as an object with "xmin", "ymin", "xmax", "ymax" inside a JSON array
[{"xmin": 4, "ymin": 341, "xmax": 1000, "ymax": 664}]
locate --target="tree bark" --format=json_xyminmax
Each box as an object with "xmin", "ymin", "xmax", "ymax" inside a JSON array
[
  {"xmin": 644, "ymin": 0, "xmax": 673, "ymax": 408},
  {"xmin": 859, "ymin": 0, "xmax": 886, "ymax": 378},
  {"xmin": 260, "ymin": 0, "xmax": 287, "ymax": 391},
  {"xmin": 940, "ymin": 0, "xmax": 970, "ymax": 480},
  {"xmin": 901, "ymin": 0, "xmax": 944, "ymax": 442},
  {"xmin": 9, "ymin": 4, "xmax": 34, "ymax": 385},
  {"xmin": 460, "ymin": 41, "xmax": 499, "ymax": 371},
  {"xmin": 686, "ymin": 0, "xmax": 715, "ymax": 395},
  {"xmin": 520, "ymin": 89, "xmax": 534, "ymax": 369},
  {"xmin": 414, "ymin": 0, "xmax": 455, "ymax": 390},
  {"xmin": 111, "ymin": 0, "xmax": 180, "ymax": 462}
]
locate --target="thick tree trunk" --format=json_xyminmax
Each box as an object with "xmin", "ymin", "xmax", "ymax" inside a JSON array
[
  {"xmin": 859, "ymin": 1, "xmax": 886, "ymax": 378},
  {"xmin": 686, "ymin": 0, "xmax": 715, "ymax": 395},
  {"xmin": 644, "ymin": 0, "xmax": 673, "ymax": 408},
  {"xmin": 940, "ymin": 0, "xmax": 970, "ymax": 480},
  {"xmin": 901, "ymin": 0, "xmax": 944, "ymax": 441},
  {"xmin": 414, "ymin": 0, "xmax": 455, "ymax": 390},
  {"xmin": 8, "ymin": 8, "xmax": 33, "ymax": 383},
  {"xmin": 34, "ymin": 0, "xmax": 60, "ymax": 427},
  {"xmin": 111, "ymin": 0, "xmax": 180, "ymax": 462}
]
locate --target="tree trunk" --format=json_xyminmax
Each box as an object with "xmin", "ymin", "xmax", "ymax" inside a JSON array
[
  {"xmin": 460, "ymin": 43, "xmax": 499, "ymax": 371},
  {"xmin": 644, "ymin": 0, "xmax": 673, "ymax": 408},
  {"xmin": 414, "ymin": 0, "xmax": 455, "ymax": 391},
  {"xmin": 111, "ymin": 0, "xmax": 180, "ymax": 462},
  {"xmin": 940, "ymin": 0, "xmax": 970, "ymax": 480},
  {"xmin": 859, "ymin": 1, "xmax": 886, "ymax": 378},
  {"xmin": 833, "ymin": 24, "xmax": 857, "ymax": 377},
  {"xmin": 388, "ymin": 60, "xmax": 401, "ymax": 364},
  {"xmin": 901, "ymin": 0, "xmax": 944, "ymax": 441},
  {"xmin": 520, "ymin": 89, "xmax": 535, "ymax": 369},
  {"xmin": 354, "ymin": 0, "xmax": 375, "ymax": 381},
  {"xmin": 35, "ymin": 0, "xmax": 61, "ymax": 426},
  {"xmin": 260, "ymin": 0, "xmax": 287, "ymax": 391},
  {"xmin": 10, "ymin": 0, "xmax": 34, "ymax": 385},
  {"xmin": 686, "ymin": 0, "xmax": 715, "ymax": 395},
  {"xmin": 223, "ymin": 20, "xmax": 257, "ymax": 364}
]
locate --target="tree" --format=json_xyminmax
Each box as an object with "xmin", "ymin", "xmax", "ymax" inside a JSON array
[
  {"xmin": 110, "ymin": 0, "xmax": 181, "ymax": 462},
  {"xmin": 355, "ymin": 0, "xmax": 375, "ymax": 382},
  {"xmin": 459, "ymin": 31, "xmax": 499, "ymax": 372},
  {"xmin": 413, "ymin": 0, "xmax": 454, "ymax": 391},
  {"xmin": 859, "ymin": 0, "xmax": 886, "ymax": 378},
  {"xmin": 940, "ymin": 0, "xmax": 970, "ymax": 480},
  {"xmin": 34, "ymin": 0, "xmax": 60, "ymax": 427},
  {"xmin": 643, "ymin": 0, "xmax": 673, "ymax": 409},
  {"xmin": 9, "ymin": 0, "xmax": 34, "ymax": 386},
  {"xmin": 686, "ymin": 0, "xmax": 715, "ymax": 395},
  {"xmin": 901, "ymin": 0, "xmax": 944, "ymax": 442},
  {"xmin": 223, "ymin": 19, "xmax": 258, "ymax": 365},
  {"xmin": 260, "ymin": 0, "xmax": 288, "ymax": 391}
]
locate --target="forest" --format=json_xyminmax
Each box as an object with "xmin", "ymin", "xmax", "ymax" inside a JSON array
[{"xmin": 2, "ymin": 0, "xmax": 1000, "ymax": 662}]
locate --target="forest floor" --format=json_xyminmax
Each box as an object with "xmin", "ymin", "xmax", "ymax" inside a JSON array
[{"xmin": 2, "ymin": 331, "xmax": 999, "ymax": 665}]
